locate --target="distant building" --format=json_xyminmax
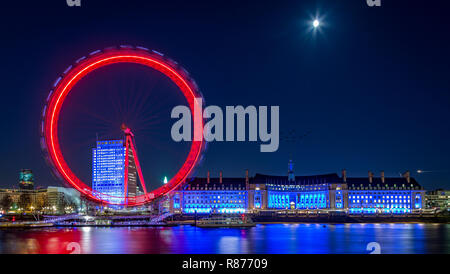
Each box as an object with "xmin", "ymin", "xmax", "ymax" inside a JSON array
[
  {"xmin": 92, "ymin": 140, "xmax": 137, "ymax": 205},
  {"xmin": 169, "ymin": 161, "xmax": 425, "ymax": 215},
  {"xmin": 0, "ymin": 188, "xmax": 46, "ymax": 211},
  {"xmin": 0, "ymin": 186, "xmax": 81, "ymax": 214},
  {"xmin": 47, "ymin": 187, "xmax": 81, "ymax": 213},
  {"xmin": 425, "ymin": 190, "xmax": 450, "ymax": 211},
  {"xmin": 19, "ymin": 169, "xmax": 34, "ymax": 190}
]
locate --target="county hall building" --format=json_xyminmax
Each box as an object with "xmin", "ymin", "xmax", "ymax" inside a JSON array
[{"xmin": 169, "ymin": 161, "xmax": 425, "ymax": 215}]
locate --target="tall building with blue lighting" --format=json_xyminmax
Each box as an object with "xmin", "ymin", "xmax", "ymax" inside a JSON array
[{"xmin": 92, "ymin": 140, "xmax": 126, "ymax": 204}]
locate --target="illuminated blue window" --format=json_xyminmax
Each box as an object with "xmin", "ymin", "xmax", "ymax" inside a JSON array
[
  {"xmin": 254, "ymin": 190, "xmax": 262, "ymax": 209},
  {"xmin": 335, "ymin": 190, "xmax": 343, "ymax": 209}
]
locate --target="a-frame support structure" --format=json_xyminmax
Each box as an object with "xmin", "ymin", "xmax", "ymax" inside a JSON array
[{"xmin": 122, "ymin": 124, "xmax": 148, "ymax": 205}]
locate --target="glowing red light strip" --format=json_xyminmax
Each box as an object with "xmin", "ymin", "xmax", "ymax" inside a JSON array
[
  {"xmin": 46, "ymin": 52, "xmax": 203, "ymax": 205},
  {"xmin": 124, "ymin": 135, "xmax": 130, "ymax": 204}
]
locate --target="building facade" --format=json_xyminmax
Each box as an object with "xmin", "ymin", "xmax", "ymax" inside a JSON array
[
  {"xmin": 171, "ymin": 171, "xmax": 247, "ymax": 214},
  {"xmin": 47, "ymin": 186, "xmax": 81, "ymax": 213},
  {"xmin": 346, "ymin": 171, "xmax": 423, "ymax": 214},
  {"xmin": 0, "ymin": 186, "xmax": 81, "ymax": 214},
  {"xmin": 249, "ymin": 173, "xmax": 345, "ymax": 210},
  {"xmin": 169, "ymin": 163, "xmax": 425, "ymax": 215},
  {"xmin": 0, "ymin": 188, "xmax": 46, "ymax": 211},
  {"xmin": 92, "ymin": 140, "xmax": 137, "ymax": 205},
  {"xmin": 425, "ymin": 189, "xmax": 450, "ymax": 211}
]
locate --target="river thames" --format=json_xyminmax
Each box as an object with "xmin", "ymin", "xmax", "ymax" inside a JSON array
[{"xmin": 0, "ymin": 223, "xmax": 449, "ymax": 254}]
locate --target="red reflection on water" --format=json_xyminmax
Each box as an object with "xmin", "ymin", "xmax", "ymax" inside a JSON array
[{"xmin": 3, "ymin": 228, "xmax": 82, "ymax": 254}]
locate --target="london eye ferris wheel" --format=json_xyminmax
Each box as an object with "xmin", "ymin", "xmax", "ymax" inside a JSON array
[{"xmin": 41, "ymin": 46, "xmax": 206, "ymax": 206}]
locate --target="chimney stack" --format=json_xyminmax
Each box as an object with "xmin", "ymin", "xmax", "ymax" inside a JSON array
[
  {"xmin": 245, "ymin": 169, "xmax": 249, "ymax": 190},
  {"xmin": 207, "ymin": 171, "xmax": 210, "ymax": 184},
  {"xmin": 368, "ymin": 171, "xmax": 374, "ymax": 183},
  {"xmin": 342, "ymin": 169, "xmax": 347, "ymax": 183},
  {"xmin": 288, "ymin": 160, "xmax": 295, "ymax": 182},
  {"xmin": 403, "ymin": 170, "xmax": 410, "ymax": 183},
  {"xmin": 219, "ymin": 171, "xmax": 223, "ymax": 183},
  {"xmin": 381, "ymin": 171, "xmax": 385, "ymax": 183}
]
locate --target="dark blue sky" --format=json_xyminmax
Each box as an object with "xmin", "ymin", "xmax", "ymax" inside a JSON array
[{"xmin": 0, "ymin": 0, "xmax": 449, "ymax": 191}]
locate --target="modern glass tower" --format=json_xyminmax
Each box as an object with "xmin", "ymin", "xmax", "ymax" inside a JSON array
[
  {"xmin": 92, "ymin": 140, "xmax": 126, "ymax": 204},
  {"xmin": 19, "ymin": 169, "xmax": 34, "ymax": 190}
]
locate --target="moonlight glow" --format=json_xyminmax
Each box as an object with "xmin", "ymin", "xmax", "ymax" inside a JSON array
[{"xmin": 313, "ymin": 19, "xmax": 320, "ymax": 28}]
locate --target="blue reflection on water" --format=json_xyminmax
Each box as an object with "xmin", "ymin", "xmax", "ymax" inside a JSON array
[{"xmin": 0, "ymin": 223, "xmax": 449, "ymax": 254}]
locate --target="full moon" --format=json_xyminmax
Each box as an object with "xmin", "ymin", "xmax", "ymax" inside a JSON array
[{"xmin": 313, "ymin": 19, "xmax": 320, "ymax": 28}]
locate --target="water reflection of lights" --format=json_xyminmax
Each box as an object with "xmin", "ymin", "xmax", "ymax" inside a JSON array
[
  {"xmin": 47, "ymin": 237, "xmax": 62, "ymax": 254},
  {"xmin": 0, "ymin": 224, "xmax": 447, "ymax": 254},
  {"xmin": 79, "ymin": 227, "xmax": 92, "ymax": 253},
  {"xmin": 25, "ymin": 239, "xmax": 40, "ymax": 254},
  {"xmin": 160, "ymin": 229, "xmax": 173, "ymax": 244},
  {"xmin": 81, "ymin": 227, "xmax": 92, "ymax": 232},
  {"xmin": 219, "ymin": 236, "xmax": 240, "ymax": 254}
]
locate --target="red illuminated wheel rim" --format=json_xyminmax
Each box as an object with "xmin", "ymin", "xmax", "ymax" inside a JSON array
[{"xmin": 41, "ymin": 46, "xmax": 204, "ymax": 206}]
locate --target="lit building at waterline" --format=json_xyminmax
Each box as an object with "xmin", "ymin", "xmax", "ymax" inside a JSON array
[
  {"xmin": 172, "ymin": 171, "xmax": 248, "ymax": 214},
  {"xmin": 0, "ymin": 186, "xmax": 81, "ymax": 214},
  {"xmin": 168, "ymin": 161, "xmax": 425, "ymax": 215},
  {"xmin": 345, "ymin": 171, "xmax": 423, "ymax": 214},
  {"xmin": 425, "ymin": 189, "xmax": 450, "ymax": 211}
]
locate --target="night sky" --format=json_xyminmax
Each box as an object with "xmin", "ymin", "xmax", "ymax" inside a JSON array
[{"xmin": 1, "ymin": 0, "xmax": 449, "ymax": 191}]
